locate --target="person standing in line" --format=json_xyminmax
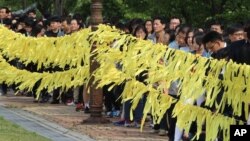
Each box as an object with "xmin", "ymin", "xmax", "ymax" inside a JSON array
[
  {"xmin": 0, "ymin": 7, "xmax": 10, "ymax": 96},
  {"xmin": 169, "ymin": 17, "xmax": 181, "ymax": 30},
  {"xmin": 145, "ymin": 19, "xmax": 153, "ymax": 37},
  {"xmin": 226, "ymin": 23, "xmax": 245, "ymax": 45},
  {"xmin": 0, "ymin": 7, "xmax": 9, "ymax": 24},
  {"xmin": 45, "ymin": 16, "xmax": 65, "ymax": 104}
]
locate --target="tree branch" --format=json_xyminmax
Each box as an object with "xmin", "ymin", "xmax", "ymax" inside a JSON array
[
  {"xmin": 209, "ymin": 0, "xmax": 216, "ymax": 16},
  {"xmin": 219, "ymin": 0, "xmax": 228, "ymax": 13}
]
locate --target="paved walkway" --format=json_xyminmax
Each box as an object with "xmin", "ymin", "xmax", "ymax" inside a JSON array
[
  {"xmin": 0, "ymin": 106, "xmax": 94, "ymax": 141},
  {"xmin": 0, "ymin": 95, "xmax": 168, "ymax": 141}
]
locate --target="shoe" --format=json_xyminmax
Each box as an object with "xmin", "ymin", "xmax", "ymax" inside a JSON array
[
  {"xmin": 106, "ymin": 111, "xmax": 113, "ymax": 118},
  {"xmin": 51, "ymin": 100, "xmax": 60, "ymax": 104},
  {"xmin": 0, "ymin": 91, "xmax": 7, "ymax": 96},
  {"xmin": 33, "ymin": 100, "xmax": 39, "ymax": 103},
  {"xmin": 75, "ymin": 103, "xmax": 84, "ymax": 112},
  {"xmin": 84, "ymin": 107, "xmax": 90, "ymax": 113},
  {"xmin": 16, "ymin": 90, "xmax": 26, "ymax": 96},
  {"xmin": 7, "ymin": 89, "xmax": 15, "ymax": 95},
  {"xmin": 150, "ymin": 129, "xmax": 159, "ymax": 134},
  {"xmin": 113, "ymin": 120, "xmax": 125, "ymax": 126},
  {"xmin": 158, "ymin": 129, "xmax": 167, "ymax": 136},
  {"xmin": 124, "ymin": 120, "xmax": 134, "ymax": 127},
  {"xmin": 0, "ymin": 89, "xmax": 3, "ymax": 96},
  {"xmin": 39, "ymin": 99, "xmax": 47, "ymax": 103},
  {"xmin": 26, "ymin": 92, "xmax": 33, "ymax": 97},
  {"xmin": 149, "ymin": 123, "xmax": 154, "ymax": 128},
  {"xmin": 134, "ymin": 121, "xmax": 141, "ymax": 128},
  {"xmin": 66, "ymin": 99, "xmax": 75, "ymax": 106},
  {"xmin": 40, "ymin": 95, "xmax": 51, "ymax": 103},
  {"xmin": 112, "ymin": 110, "xmax": 121, "ymax": 117}
]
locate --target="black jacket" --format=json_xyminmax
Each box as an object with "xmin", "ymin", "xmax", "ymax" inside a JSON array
[{"xmin": 228, "ymin": 39, "xmax": 250, "ymax": 65}]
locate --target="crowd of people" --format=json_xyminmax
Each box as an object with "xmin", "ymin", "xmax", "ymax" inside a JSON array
[
  {"xmin": 110, "ymin": 17, "xmax": 250, "ymax": 141},
  {"xmin": 1, "ymin": 5, "xmax": 250, "ymax": 141}
]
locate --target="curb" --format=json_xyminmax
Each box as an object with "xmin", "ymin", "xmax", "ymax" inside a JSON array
[{"xmin": 0, "ymin": 106, "xmax": 95, "ymax": 141}]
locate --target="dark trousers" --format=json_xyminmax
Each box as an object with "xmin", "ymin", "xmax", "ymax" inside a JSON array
[
  {"xmin": 103, "ymin": 84, "xmax": 121, "ymax": 111},
  {"xmin": 154, "ymin": 110, "xmax": 168, "ymax": 130},
  {"xmin": 52, "ymin": 88, "xmax": 61, "ymax": 102},
  {"xmin": 167, "ymin": 103, "xmax": 177, "ymax": 141},
  {"xmin": 0, "ymin": 83, "xmax": 8, "ymax": 95},
  {"xmin": 124, "ymin": 99, "xmax": 144, "ymax": 122}
]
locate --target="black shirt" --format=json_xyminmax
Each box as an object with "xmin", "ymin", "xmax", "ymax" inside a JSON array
[
  {"xmin": 228, "ymin": 39, "xmax": 250, "ymax": 65},
  {"xmin": 211, "ymin": 47, "xmax": 230, "ymax": 60},
  {"xmin": 45, "ymin": 30, "xmax": 59, "ymax": 37}
]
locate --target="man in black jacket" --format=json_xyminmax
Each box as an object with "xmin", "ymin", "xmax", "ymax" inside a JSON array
[
  {"xmin": 45, "ymin": 16, "xmax": 64, "ymax": 37},
  {"xmin": 203, "ymin": 23, "xmax": 250, "ymax": 63},
  {"xmin": 201, "ymin": 21, "xmax": 250, "ymax": 140},
  {"xmin": 227, "ymin": 21, "xmax": 250, "ymax": 65},
  {"xmin": 202, "ymin": 31, "xmax": 228, "ymax": 59}
]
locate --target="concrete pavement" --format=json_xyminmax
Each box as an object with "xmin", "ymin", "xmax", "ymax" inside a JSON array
[
  {"xmin": 0, "ymin": 106, "xmax": 95, "ymax": 141},
  {"xmin": 0, "ymin": 95, "xmax": 168, "ymax": 141}
]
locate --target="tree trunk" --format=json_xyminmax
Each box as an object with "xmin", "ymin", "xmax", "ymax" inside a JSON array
[
  {"xmin": 22, "ymin": 0, "xmax": 27, "ymax": 9},
  {"xmin": 54, "ymin": 0, "xmax": 64, "ymax": 16},
  {"xmin": 180, "ymin": 2, "xmax": 191, "ymax": 25},
  {"xmin": 209, "ymin": 0, "xmax": 216, "ymax": 16},
  {"xmin": 82, "ymin": 0, "xmax": 110, "ymax": 124}
]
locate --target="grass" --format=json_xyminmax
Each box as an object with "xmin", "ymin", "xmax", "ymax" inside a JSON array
[{"xmin": 0, "ymin": 116, "xmax": 51, "ymax": 141}]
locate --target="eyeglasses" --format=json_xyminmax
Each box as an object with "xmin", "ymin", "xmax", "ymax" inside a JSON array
[
  {"xmin": 170, "ymin": 22, "xmax": 179, "ymax": 25},
  {"xmin": 232, "ymin": 32, "xmax": 244, "ymax": 37},
  {"xmin": 176, "ymin": 33, "xmax": 186, "ymax": 40},
  {"xmin": 205, "ymin": 42, "xmax": 216, "ymax": 51}
]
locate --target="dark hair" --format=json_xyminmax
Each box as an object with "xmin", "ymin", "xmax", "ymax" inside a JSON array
[
  {"xmin": 170, "ymin": 16, "xmax": 182, "ymax": 24},
  {"xmin": 227, "ymin": 23, "xmax": 244, "ymax": 35},
  {"xmin": 202, "ymin": 31, "xmax": 223, "ymax": 44},
  {"xmin": 31, "ymin": 24, "xmax": 44, "ymax": 37},
  {"xmin": 176, "ymin": 24, "xmax": 190, "ymax": 35},
  {"xmin": 61, "ymin": 17, "xmax": 71, "ymax": 25},
  {"xmin": 0, "ymin": 7, "xmax": 10, "ymax": 13},
  {"xmin": 192, "ymin": 32, "xmax": 205, "ymax": 47},
  {"xmin": 73, "ymin": 13, "xmax": 82, "ymax": 21},
  {"xmin": 24, "ymin": 17, "xmax": 35, "ymax": 27},
  {"xmin": 165, "ymin": 29, "xmax": 176, "ymax": 43},
  {"xmin": 16, "ymin": 15, "xmax": 27, "ymax": 23},
  {"xmin": 144, "ymin": 19, "xmax": 154, "ymax": 34},
  {"xmin": 210, "ymin": 20, "xmax": 224, "ymax": 30},
  {"xmin": 43, "ymin": 11, "xmax": 51, "ymax": 19},
  {"xmin": 184, "ymin": 28, "xmax": 201, "ymax": 44},
  {"xmin": 115, "ymin": 22, "xmax": 126, "ymax": 31},
  {"xmin": 153, "ymin": 16, "xmax": 166, "ymax": 25},
  {"xmin": 128, "ymin": 18, "xmax": 144, "ymax": 34},
  {"xmin": 27, "ymin": 9, "xmax": 36, "ymax": 15},
  {"xmin": 133, "ymin": 24, "xmax": 148, "ymax": 40},
  {"xmin": 48, "ymin": 15, "xmax": 61, "ymax": 24}
]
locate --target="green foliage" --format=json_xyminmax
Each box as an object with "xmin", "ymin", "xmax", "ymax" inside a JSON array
[
  {"xmin": 121, "ymin": 0, "xmax": 250, "ymax": 27},
  {"xmin": 0, "ymin": 0, "xmax": 38, "ymax": 10},
  {"xmin": 64, "ymin": 0, "xmax": 91, "ymax": 18},
  {"xmin": 0, "ymin": 116, "xmax": 51, "ymax": 141},
  {"xmin": 102, "ymin": 0, "xmax": 124, "ymax": 22},
  {"xmin": 1, "ymin": 0, "xmax": 250, "ymax": 26}
]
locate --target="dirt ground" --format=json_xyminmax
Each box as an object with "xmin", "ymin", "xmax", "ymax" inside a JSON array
[{"xmin": 0, "ymin": 95, "xmax": 168, "ymax": 141}]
